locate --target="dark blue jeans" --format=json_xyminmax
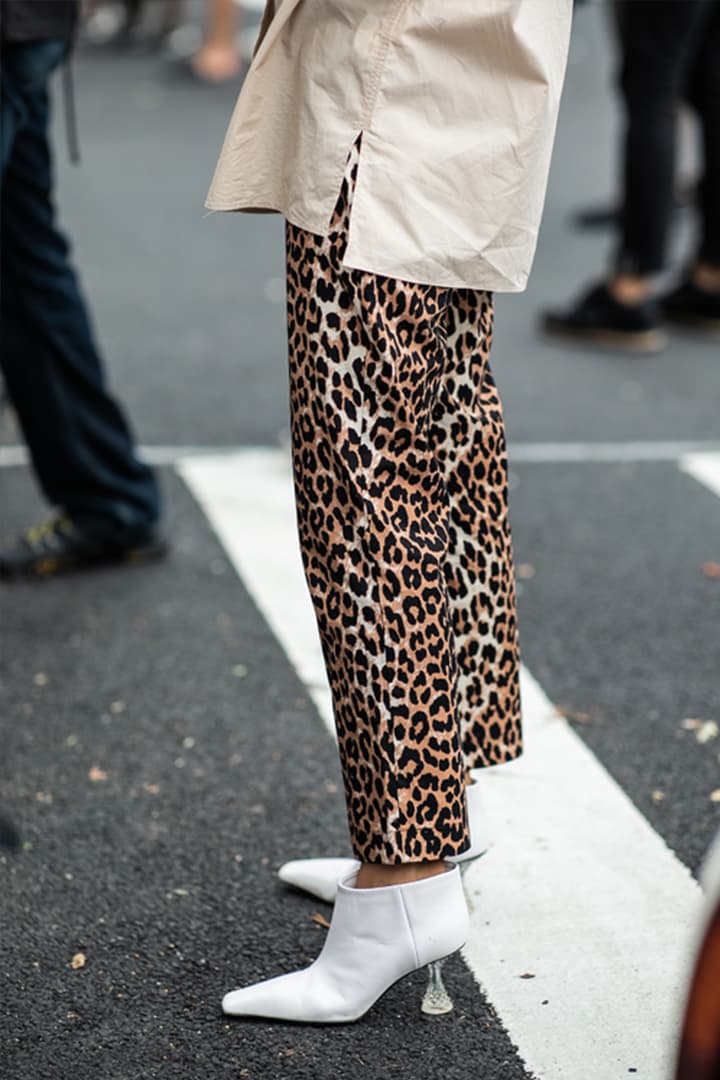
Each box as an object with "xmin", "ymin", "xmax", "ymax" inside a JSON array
[{"xmin": 0, "ymin": 40, "xmax": 160, "ymax": 544}]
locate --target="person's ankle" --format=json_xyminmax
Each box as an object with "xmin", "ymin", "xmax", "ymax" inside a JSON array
[
  {"xmin": 691, "ymin": 261, "xmax": 720, "ymax": 293},
  {"xmin": 356, "ymin": 859, "xmax": 448, "ymax": 889},
  {"xmin": 608, "ymin": 273, "xmax": 653, "ymax": 305},
  {"xmin": 191, "ymin": 43, "xmax": 240, "ymax": 81}
]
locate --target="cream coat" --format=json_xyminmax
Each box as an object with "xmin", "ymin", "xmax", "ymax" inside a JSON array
[{"xmin": 206, "ymin": 0, "xmax": 573, "ymax": 291}]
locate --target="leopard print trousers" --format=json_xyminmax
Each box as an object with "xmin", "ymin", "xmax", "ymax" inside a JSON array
[{"xmin": 286, "ymin": 139, "xmax": 522, "ymax": 864}]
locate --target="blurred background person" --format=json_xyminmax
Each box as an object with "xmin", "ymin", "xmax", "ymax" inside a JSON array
[
  {"xmin": 543, "ymin": 0, "xmax": 720, "ymax": 353},
  {"xmin": 82, "ymin": 0, "xmax": 181, "ymax": 46},
  {"xmin": 189, "ymin": 0, "xmax": 242, "ymax": 83},
  {"xmin": 81, "ymin": 0, "xmax": 246, "ymax": 84},
  {"xmin": 0, "ymin": 0, "xmax": 166, "ymax": 579}
]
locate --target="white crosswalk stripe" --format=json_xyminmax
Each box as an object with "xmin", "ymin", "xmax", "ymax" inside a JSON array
[
  {"xmin": 179, "ymin": 447, "xmax": 706, "ymax": 1080},
  {"xmin": 2, "ymin": 441, "xmax": 720, "ymax": 469},
  {"xmin": 679, "ymin": 451, "xmax": 720, "ymax": 500}
]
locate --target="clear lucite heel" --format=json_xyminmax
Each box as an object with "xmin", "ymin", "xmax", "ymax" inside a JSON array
[{"xmin": 420, "ymin": 958, "xmax": 454, "ymax": 1015}]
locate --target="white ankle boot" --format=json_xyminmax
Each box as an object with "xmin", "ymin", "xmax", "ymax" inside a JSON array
[
  {"xmin": 222, "ymin": 865, "xmax": 468, "ymax": 1023},
  {"xmin": 278, "ymin": 781, "xmax": 487, "ymax": 904}
]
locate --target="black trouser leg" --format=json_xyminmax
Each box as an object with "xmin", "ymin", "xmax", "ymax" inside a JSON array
[
  {"xmin": 616, "ymin": 0, "xmax": 715, "ymax": 274},
  {"xmin": 687, "ymin": 2, "xmax": 720, "ymax": 267}
]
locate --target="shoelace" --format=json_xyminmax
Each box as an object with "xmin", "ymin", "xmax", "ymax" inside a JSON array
[{"xmin": 23, "ymin": 516, "xmax": 75, "ymax": 553}]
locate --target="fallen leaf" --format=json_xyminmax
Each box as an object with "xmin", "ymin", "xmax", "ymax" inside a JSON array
[
  {"xmin": 311, "ymin": 912, "xmax": 331, "ymax": 929},
  {"xmin": 88, "ymin": 766, "xmax": 108, "ymax": 783},
  {"xmin": 703, "ymin": 561, "xmax": 720, "ymax": 579},
  {"xmin": 710, "ymin": 789, "xmax": 720, "ymax": 803},
  {"xmin": 70, "ymin": 953, "xmax": 86, "ymax": 970},
  {"xmin": 518, "ymin": 972, "xmax": 536, "ymax": 979},
  {"xmin": 173, "ymin": 888, "xmax": 189, "ymax": 897},
  {"xmin": 34, "ymin": 673, "xmax": 48, "ymax": 687},
  {"xmin": 232, "ymin": 664, "xmax": 249, "ymax": 678},
  {"xmin": 143, "ymin": 783, "xmax": 160, "ymax": 795},
  {"xmin": 110, "ymin": 700, "xmax": 125, "ymax": 714},
  {"xmin": 651, "ymin": 790, "xmax": 665, "ymax": 803},
  {"xmin": 556, "ymin": 705, "xmax": 595, "ymax": 725}
]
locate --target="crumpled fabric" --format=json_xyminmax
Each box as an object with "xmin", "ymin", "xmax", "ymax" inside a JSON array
[{"xmin": 206, "ymin": 0, "xmax": 573, "ymax": 292}]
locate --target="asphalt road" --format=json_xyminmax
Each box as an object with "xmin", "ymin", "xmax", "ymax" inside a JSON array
[{"xmin": 1, "ymin": 5, "xmax": 719, "ymax": 1079}]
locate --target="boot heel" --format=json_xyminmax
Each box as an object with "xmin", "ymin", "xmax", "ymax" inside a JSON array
[{"xmin": 420, "ymin": 958, "xmax": 454, "ymax": 1015}]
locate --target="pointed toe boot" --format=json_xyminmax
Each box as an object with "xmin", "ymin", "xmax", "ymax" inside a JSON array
[{"xmin": 222, "ymin": 865, "xmax": 468, "ymax": 1023}]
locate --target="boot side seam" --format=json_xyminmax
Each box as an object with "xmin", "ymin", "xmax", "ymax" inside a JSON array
[{"xmin": 397, "ymin": 886, "xmax": 420, "ymax": 969}]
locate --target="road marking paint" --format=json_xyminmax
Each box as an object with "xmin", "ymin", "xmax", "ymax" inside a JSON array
[
  {"xmin": 463, "ymin": 667, "xmax": 700, "ymax": 1080},
  {"xmin": 0, "ymin": 445, "xmax": 254, "ymax": 468},
  {"xmin": 180, "ymin": 447, "xmax": 703, "ymax": 1080},
  {"xmin": 509, "ymin": 441, "xmax": 720, "ymax": 463},
  {"xmin": 679, "ymin": 451, "xmax": 720, "ymax": 500},
  {"xmin": 3, "ymin": 440, "xmax": 720, "ymax": 470},
  {"xmin": 178, "ymin": 449, "xmax": 334, "ymax": 728},
  {"xmin": 0, "ymin": 446, "xmax": 30, "ymax": 467}
]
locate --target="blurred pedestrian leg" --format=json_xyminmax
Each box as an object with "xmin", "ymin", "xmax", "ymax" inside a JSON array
[
  {"xmin": 616, "ymin": 0, "xmax": 716, "ymax": 279},
  {"xmin": 687, "ymin": 4, "xmax": 720, "ymax": 272},
  {"xmin": 190, "ymin": 0, "xmax": 242, "ymax": 83},
  {"xmin": 543, "ymin": 0, "xmax": 720, "ymax": 350},
  {"xmin": 664, "ymin": 0, "xmax": 720, "ymax": 330},
  {"xmin": 0, "ymin": 11, "xmax": 165, "ymax": 579}
]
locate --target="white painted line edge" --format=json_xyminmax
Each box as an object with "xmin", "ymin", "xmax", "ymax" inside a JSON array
[
  {"xmin": 4, "ymin": 440, "xmax": 720, "ymax": 469},
  {"xmin": 465, "ymin": 667, "xmax": 700, "ymax": 1080},
  {"xmin": 510, "ymin": 441, "xmax": 720, "ymax": 463},
  {"xmin": 679, "ymin": 451, "xmax": 720, "ymax": 500}
]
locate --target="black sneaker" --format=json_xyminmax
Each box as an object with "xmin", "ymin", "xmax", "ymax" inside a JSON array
[
  {"xmin": 661, "ymin": 278, "xmax": 720, "ymax": 334},
  {"xmin": 542, "ymin": 283, "xmax": 667, "ymax": 353},
  {"xmin": 0, "ymin": 514, "xmax": 168, "ymax": 581}
]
